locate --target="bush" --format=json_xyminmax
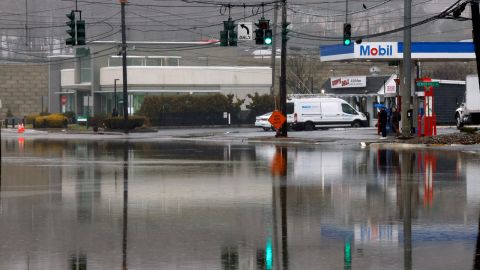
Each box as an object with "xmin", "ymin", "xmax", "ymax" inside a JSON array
[
  {"xmin": 25, "ymin": 114, "xmax": 40, "ymax": 124},
  {"xmin": 87, "ymin": 115, "xmax": 105, "ymax": 128},
  {"xmin": 34, "ymin": 114, "xmax": 68, "ymax": 128},
  {"xmin": 104, "ymin": 116, "xmax": 145, "ymax": 130},
  {"xmin": 63, "ymin": 111, "xmax": 76, "ymax": 123},
  {"xmin": 137, "ymin": 94, "xmax": 244, "ymax": 125},
  {"xmin": 34, "ymin": 116, "xmax": 46, "ymax": 128}
]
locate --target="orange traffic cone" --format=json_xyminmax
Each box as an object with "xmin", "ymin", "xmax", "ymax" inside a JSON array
[{"xmin": 18, "ymin": 123, "xmax": 25, "ymax": 133}]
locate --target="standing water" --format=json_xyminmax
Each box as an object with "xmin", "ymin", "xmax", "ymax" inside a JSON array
[{"xmin": 0, "ymin": 138, "xmax": 479, "ymax": 270}]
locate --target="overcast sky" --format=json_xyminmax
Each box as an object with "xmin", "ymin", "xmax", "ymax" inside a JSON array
[{"xmin": 0, "ymin": 0, "xmax": 472, "ymax": 59}]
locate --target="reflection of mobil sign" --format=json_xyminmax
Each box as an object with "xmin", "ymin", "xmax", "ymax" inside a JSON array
[
  {"xmin": 360, "ymin": 44, "xmax": 393, "ymax": 56},
  {"xmin": 354, "ymin": 42, "xmax": 398, "ymax": 59}
]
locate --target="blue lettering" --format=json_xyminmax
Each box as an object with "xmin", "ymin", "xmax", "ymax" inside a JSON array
[{"xmin": 360, "ymin": 45, "xmax": 370, "ymax": 56}]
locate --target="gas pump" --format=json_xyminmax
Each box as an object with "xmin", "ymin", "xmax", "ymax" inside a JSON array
[{"xmin": 416, "ymin": 77, "xmax": 437, "ymax": 137}]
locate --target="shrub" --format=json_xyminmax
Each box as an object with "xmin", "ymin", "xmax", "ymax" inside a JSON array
[
  {"xmin": 87, "ymin": 115, "xmax": 105, "ymax": 128},
  {"xmin": 104, "ymin": 116, "xmax": 145, "ymax": 130},
  {"xmin": 137, "ymin": 94, "xmax": 244, "ymax": 125},
  {"xmin": 63, "ymin": 111, "xmax": 76, "ymax": 123},
  {"xmin": 34, "ymin": 114, "xmax": 68, "ymax": 128},
  {"xmin": 34, "ymin": 116, "xmax": 46, "ymax": 128},
  {"xmin": 47, "ymin": 114, "xmax": 68, "ymax": 128},
  {"xmin": 25, "ymin": 114, "xmax": 40, "ymax": 124}
]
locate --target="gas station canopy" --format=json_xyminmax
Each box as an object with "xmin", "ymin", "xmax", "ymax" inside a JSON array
[{"xmin": 320, "ymin": 42, "xmax": 476, "ymax": 62}]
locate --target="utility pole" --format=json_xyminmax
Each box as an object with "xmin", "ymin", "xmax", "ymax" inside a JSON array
[
  {"xmin": 270, "ymin": 3, "xmax": 279, "ymax": 95},
  {"xmin": 278, "ymin": 0, "xmax": 288, "ymax": 137},
  {"xmin": 120, "ymin": 0, "xmax": 129, "ymax": 134},
  {"xmin": 401, "ymin": 0, "xmax": 412, "ymax": 137},
  {"xmin": 471, "ymin": 1, "xmax": 480, "ymax": 87}
]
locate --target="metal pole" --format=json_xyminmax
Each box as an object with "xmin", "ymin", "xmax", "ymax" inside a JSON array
[
  {"xmin": 114, "ymin": 79, "xmax": 119, "ymax": 115},
  {"xmin": 345, "ymin": 0, "xmax": 348, "ymax": 22},
  {"xmin": 270, "ymin": 2, "xmax": 278, "ymax": 95},
  {"xmin": 401, "ymin": 0, "xmax": 412, "ymax": 137},
  {"xmin": 120, "ymin": 0, "xmax": 129, "ymax": 133},
  {"xmin": 279, "ymin": 0, "xmax": 288, "ymax": 137},
  {"xmin": 470, "ymin": 1, "xmax": 480, "ymax": 87}
]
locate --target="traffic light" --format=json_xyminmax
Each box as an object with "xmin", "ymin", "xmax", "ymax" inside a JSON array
[
  {"xmin": 219, "ymin": 19, "xmax": 237, "ymax": 47},
  {"xmin": 255, "ymin": 29, "xmax": 264, "ymax": 45},
  {"xmin": 220, "ymin": 30, "xmax": 228, "ymax": 46},
  {"xmin": 76, "ymin": 20, "xmax": 86, "ymax": 45},
  {"xmin": 255, "ymin": 19, "xmax": 271, "ymax": 46},
  {"xmin": 343, "ymin": 23, "xmax": 351, "ymax": 46},
  {"xmin": 264, "ymin": 29, "xmax": 273, "ymax": 45},
  {"xmin": 227, "ymin": 20, "xmax": 237, "ymax": 46},
  {"xmin": 66, "ymin": 10, "xmax": 76, "ymax": 46}
]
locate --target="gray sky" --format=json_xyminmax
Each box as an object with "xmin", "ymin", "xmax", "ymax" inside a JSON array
[{"xmin": 0, "ymin": 0, "xmax": 472, "ymax": 59}]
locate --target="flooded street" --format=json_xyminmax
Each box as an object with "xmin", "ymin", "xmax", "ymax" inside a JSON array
[{"xmin": 1, "ymin": 138, "xmax": 480, "ymax": 269}]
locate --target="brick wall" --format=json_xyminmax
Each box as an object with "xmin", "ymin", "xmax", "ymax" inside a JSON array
[{"xmin": 0, "ymin": 64, "xmax": 49, "ymax": 119}]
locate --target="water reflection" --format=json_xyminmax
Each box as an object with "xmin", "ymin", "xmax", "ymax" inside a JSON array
[{"xmin": 0, "ymin": 138, "xmax": 479, "ymax": 269}]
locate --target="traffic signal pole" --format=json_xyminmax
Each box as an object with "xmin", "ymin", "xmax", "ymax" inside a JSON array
[
  {"xmin": 279, "ymin": 0, "xmax": 288, "ymax": 137},
  {"xmin": 401, "ymin": 0, "xmax": 412, "ymax": 137},
  {"xmin": 120, "ymin": 0, "xmax": 129, "ymax": 134}
]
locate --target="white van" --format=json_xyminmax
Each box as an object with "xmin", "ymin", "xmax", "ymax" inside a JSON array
[{"xmin": 287, "ymin": 96, "xmax": 368, "ymax": 130}]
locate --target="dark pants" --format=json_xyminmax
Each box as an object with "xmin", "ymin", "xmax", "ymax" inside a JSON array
[{"xmin": 381, "ymin": 123, "xmax": 387, "ymax": 137}]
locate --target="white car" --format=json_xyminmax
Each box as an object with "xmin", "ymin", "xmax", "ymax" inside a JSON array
[
  {"xmin": 255, "ymin": 112, "xmax": 274, "ymax": 131},
  {"xmin": 255, "ymin": 112, "xmax": 294, "ymax": 131}
]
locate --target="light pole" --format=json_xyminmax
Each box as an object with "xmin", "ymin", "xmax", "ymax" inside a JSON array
[
  {"xmin": 120, "ymin": 0, "xmax": 128, "ymax": 133},
  {"xmin": 114, "ymin": 79, "xmax": 119, "ymax": 116}
]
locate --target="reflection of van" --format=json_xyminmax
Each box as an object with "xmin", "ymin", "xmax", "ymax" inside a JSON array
[{"xmin": 288, "ymin": 96, "xmax": 368, "ymax": 130}]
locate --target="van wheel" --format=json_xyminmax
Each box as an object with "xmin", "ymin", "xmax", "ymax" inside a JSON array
[
  {"xmin": 304, "ymin": 122, "xmax": 315, "ymax": 131},
  {"xmin": 456, "ymin": 114, "xmax": 464, "ymax": 129},
  {"xmin": 351, "ymin": 120, "xmax": 362, "ymax": 128}
]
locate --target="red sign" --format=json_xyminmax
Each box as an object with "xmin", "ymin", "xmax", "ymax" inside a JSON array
[
  {"xmin": 61, "ymin": 95, "xmax": 67, "ymax": 105},
  {"xmin": 268, "ymin": 111, "xmax": 286, "ymax": 130}
]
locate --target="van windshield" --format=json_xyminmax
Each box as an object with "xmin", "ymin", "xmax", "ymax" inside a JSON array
[
  {"xmin": 342, "ymin": 103, "xmax": 358, "ymax": 115},
  {"xmin": 286, "ymin": 102, "xmax": 294, "ymax": 114}
]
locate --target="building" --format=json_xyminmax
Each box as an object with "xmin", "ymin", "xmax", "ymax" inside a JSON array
[
  {"xmin": 321, "ymin": 74, "xmax": 398, "ymax": 127},
  {"xmin": 53, "ymin": 42, "xmax": 272, "ymax": 117}
]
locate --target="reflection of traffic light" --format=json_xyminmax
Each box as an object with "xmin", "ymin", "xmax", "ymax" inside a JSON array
[
  {"xmin": 66, "ymin": 11, "xmax": 76, "ymax": 45},
  {"xmin": 256, "ymin": 238, "xmax": 273, "ymax": 270},
  {"xmin": 343, "ymin": 23, "xmax": 352, "ymax": 46},
  {"xmin": 264, "ymin": 29, "xmax": 273, "ymax": 45},
  {"xmin": 344, "ymin": 239, "xmax": 352, "ymax": 269}
]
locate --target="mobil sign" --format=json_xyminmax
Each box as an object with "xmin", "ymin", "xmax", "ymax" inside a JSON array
[{"xmin": 354, "ymin": 42, "xmax": 398, "ymax": 59}]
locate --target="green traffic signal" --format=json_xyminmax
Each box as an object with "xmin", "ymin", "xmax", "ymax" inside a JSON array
[
  {"xmin": 264, "ymin": 30, "xmax": 272, "ymax": 45},
  {"xmin": 343, "ymin": 23, "xmax": 352, "ymax": 46}
]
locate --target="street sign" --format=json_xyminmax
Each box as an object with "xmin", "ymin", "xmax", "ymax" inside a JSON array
[
  {"xmin": 268, "ymin": 111, "xmax": 286, "ymax": 130},
  {"xmin": 237, "ymin": 22, "xmax": 252, "ymax": 40},
  {"xmin": 416, "ymin": 81, "xmax": 439, "ymax": 87},
  {"xmin": 61, "ymin": 95, "xmax": 67, "ymax": 105}
]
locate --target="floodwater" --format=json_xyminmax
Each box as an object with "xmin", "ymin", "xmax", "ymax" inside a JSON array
[{"xmin": 1, "ymin": 138, "xmax": 480, "ymax": 270}]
